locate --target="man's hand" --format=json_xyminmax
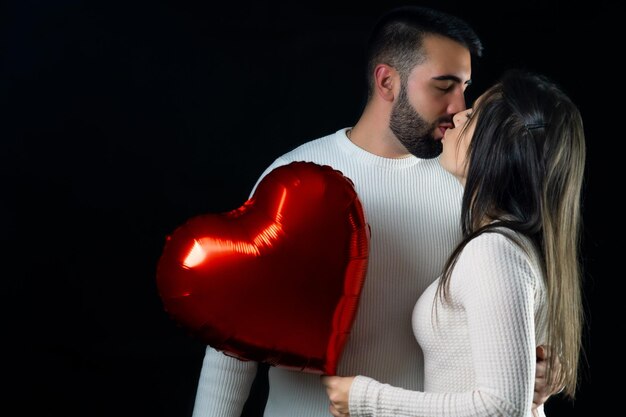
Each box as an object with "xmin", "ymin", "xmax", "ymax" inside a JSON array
[
  {"xmin": 321, "ymin": 375, "xmax": 355, "ymax": 417},
  {"xmin": 533, "ymin": 345, "xmax": 564, "ymax": 415}
]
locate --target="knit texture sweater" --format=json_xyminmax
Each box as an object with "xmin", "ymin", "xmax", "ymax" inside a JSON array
[
  {"xmin": 349, "ymin": 231, "xmax": 548, "ymax": 417},
  {"xmin": 192, "ymin": 128, "xmax": 464, "ymax": 417}
]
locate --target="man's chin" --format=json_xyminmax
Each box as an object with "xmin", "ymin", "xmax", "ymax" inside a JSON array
[{"xmin": 408, "ymin": 141, "xmax": 442, "ymax": 159}]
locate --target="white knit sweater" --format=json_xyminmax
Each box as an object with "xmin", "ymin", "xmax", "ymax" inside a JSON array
[
  {"xmin": 349, "ymin": 232, "xmax": 548, "ymax": 417},
  {"xmin": 192, "ymin": 128, "xmax": 464, "ymax": 417}
]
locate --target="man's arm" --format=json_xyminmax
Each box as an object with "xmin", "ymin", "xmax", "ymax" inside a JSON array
[
  {"xmin": 192, "ymin": 157, "xmax": 292, "ymax": 416},
  {"xmin": 192, "ymin": 347, "xmax": 258, "ymax": 417}
]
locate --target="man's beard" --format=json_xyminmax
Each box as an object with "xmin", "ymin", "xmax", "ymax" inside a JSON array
[{"xmin": 389, "ymin": 86, "xmax": 444, "ymax": 159}]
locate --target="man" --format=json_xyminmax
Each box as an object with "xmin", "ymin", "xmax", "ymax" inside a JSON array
[{"xmin": 192, "ymin": 6, "xmax": 552, "ymax": 416}]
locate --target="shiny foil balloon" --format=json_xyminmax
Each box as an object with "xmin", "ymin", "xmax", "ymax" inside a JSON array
[{"xmin": 156, "ymin": 161, "xmax": 369, "ymax": 375}]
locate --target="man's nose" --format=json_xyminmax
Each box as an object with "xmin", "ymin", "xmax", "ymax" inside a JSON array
[{"xmin": 447, "ymin": 90, "xmax": 466, "ymax": 115}]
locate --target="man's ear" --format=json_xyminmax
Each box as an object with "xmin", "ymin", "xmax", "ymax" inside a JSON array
[{"xmin": 373, "ymin": 64, "xmax": 398, "ymax": 102}]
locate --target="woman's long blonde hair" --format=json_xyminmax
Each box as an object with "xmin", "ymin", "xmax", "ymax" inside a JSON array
[{"xmin": 437, "ymin": 69, "xmax": 586, "ymax": 398}]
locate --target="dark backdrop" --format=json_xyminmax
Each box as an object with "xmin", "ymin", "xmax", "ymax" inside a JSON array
[{"xmin": 3, "ymin": 1, "xmax": 608, "ymax": 416}]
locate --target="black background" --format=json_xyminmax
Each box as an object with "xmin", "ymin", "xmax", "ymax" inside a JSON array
[{"xmin": 3, "ymin": 1, "xmax": 608, "ymax": 416}]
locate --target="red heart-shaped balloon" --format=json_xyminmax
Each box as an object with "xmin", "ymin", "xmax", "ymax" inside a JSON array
[{"xmin": 156, "ymin": 161, "xmax": 369, "ymax": 375}]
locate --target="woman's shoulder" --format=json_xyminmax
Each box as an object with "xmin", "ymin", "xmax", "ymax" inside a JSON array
[{"xmin": 458, "ymin": 228, "xmax": 543, "ymax": 284}]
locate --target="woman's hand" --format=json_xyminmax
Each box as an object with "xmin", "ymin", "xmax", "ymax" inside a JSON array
[{"xmin": 321, "ymin": 375, "xmax": 356, "ymax": 416}]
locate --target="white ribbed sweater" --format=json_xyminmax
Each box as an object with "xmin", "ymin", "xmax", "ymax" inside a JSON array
[
  {"xmin": 349, "ymin": 232, "xmax": 548, "ymax": 417},
  {"xmin": 192, "ymin": 128, "xmax": 464, "ymax": 417}
]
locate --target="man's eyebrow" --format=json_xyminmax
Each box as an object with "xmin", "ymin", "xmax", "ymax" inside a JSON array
[{"xmin": 432, "ymin": 75, "xmax": 473, "ymax": 86}]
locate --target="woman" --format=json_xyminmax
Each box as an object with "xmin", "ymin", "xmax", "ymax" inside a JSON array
[{"xmin": 322, "ymin": 69, "xmax": 586, "ymax": 417}]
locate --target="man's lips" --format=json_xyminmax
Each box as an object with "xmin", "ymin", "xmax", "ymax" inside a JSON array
[{"xmin": 437, "ymin": 124, "xmax": 453, "ymax": 139}]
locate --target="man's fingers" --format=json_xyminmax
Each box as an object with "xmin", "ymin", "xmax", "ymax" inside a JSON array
[
  {"xmin": 536, "ymin": 345, "xmax": 547, "ymax": 360},
  {"xmin": 533, "ymin": 390, "xmax": 549, "ymax": 408},
  {"xmin": 535, "ymin": 361, "xmax": 546, "ymax": 378}
]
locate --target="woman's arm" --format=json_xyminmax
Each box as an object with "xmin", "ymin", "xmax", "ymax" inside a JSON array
[{"xmin": 323, "ymin": 233, "xmax": 543, "ymax": 417}]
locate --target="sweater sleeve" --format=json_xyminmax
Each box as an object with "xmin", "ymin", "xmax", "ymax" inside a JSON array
[
  {"xmin": 349, "ymin": 233, "xmax": 542, "ymax": 417},
  {"xmin": 191, "ymin": 347, "xmax": 258, "ymax": 417}
]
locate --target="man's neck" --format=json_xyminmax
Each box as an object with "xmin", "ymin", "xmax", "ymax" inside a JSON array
[{"xmin": 348, "ymin": 124, "xmax": 412, "ymax": 159}]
